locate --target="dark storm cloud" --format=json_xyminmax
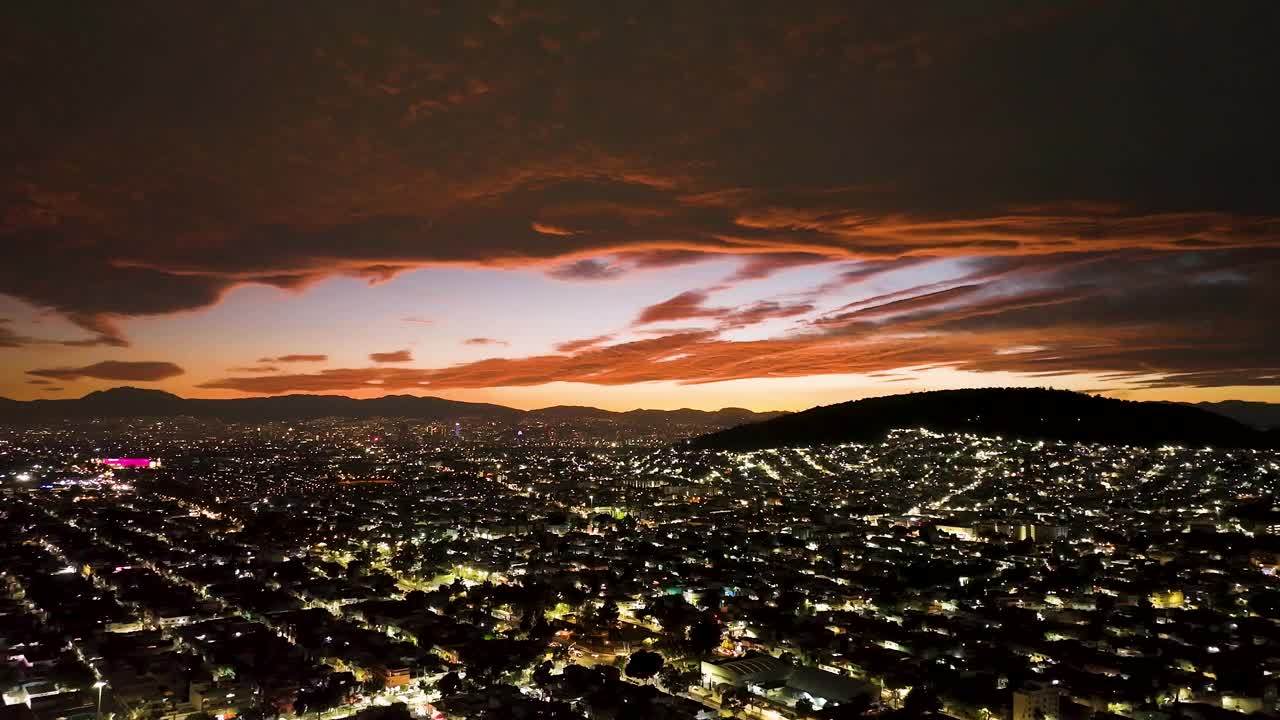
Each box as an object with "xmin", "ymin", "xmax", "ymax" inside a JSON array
[
  {"xmin": 27, "ymin": 361, "xmax": 185, "ymax": 382},
  {"xmin": 816, "ymin": 285, "xmax": 985, "ymax": 326},
  {"xmin": 2, "ymin": 1, "xmax": 1278, "ymax": 388}
]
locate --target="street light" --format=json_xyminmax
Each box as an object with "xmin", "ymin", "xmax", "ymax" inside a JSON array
[{"xmin": 94, "ymin": 681, "xmax": 107, "ymax": 720}]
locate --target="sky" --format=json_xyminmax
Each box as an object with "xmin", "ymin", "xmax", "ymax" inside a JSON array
[{"xmin": 2, "ymin": 2, "xmax": 1278, "ymax": 411}]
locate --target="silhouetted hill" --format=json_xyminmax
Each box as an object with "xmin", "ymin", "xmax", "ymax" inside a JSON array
[
  {"xmin": 526, "ymin": 405, "xmax": 620, "ymax": 421},
  {"xmin": 0, "ymin": 387, "xmax": 778, "ymax": 427},
  {"xmin": 1, "ymin": 387, "xmax": 520, "ymax": 423},
  {"xmin": 691, "ymin": 388, "xmax": 1276, "ymax": 451},
  {"xmin": 1193, "ymin": 400, "xmax": 1280, "ymax": 430}
]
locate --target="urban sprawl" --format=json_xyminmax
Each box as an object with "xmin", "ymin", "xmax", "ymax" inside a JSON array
[{"xmin": 3, "ymin": 418, "xmax": 1279, "ymax": 720}]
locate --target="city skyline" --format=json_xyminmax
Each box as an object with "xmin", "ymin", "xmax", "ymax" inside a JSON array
[{"xmin": 3, "ymin": 3, "xmax": 1279, "ymax": 410}]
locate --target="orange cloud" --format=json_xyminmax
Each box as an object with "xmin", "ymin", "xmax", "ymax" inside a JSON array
[
  {"xmin": 370, "ymin": 349, "xmax": 413, "ymax": 363},
  {"xmin": 258, "ymin": 354, "xmax": 328, "ymax": 363},
  {"xmin": 719, "ymin": 301, "xmax": 815, "ymax": 328},
  {"xmin": 531, "ymin": 221, "xmax": 576, "ymax": 236},
  {"xmin": 554, "ymin": 335, "xmax": 614, "ymax": 353},
  {"xmin": 635, "ymin": 291, "xmax": 727, "ymax": 325}
]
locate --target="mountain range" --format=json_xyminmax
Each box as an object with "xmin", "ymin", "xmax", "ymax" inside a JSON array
[
  {"xmin": 0, "ymin": 387, "xmax": 783, "ymax": 427},
  {"xmin": 1191, "ymin": 400, "xmax": 1280, "ymax": 431},
  {"xmin": 3, "ymin": 387, "xmax": 1277, "ymax": 448},
  {"xmin": 692, "ymin": 388, "xmax": 1280, "ymax": 451}
]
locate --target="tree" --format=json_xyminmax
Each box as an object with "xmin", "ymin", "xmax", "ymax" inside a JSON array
[
  {"xmin": 819, "ymin": 695, "xmax": 872, "ymax": 720},
  {"xmin": 904, "ymin": 685, "xmax": 941, "ymax": 717},
  {"xmin": 0, "ymin": 664, "xmax": 25, "ymax": 694},
  {"xmin": 1248, "ymin": 590, "xmax": 1280, "ymax": 620},
  {"xmin": 528, "ymin": 613, "xmax": 554, "ymax": 642},
  {"xmin": 121, "ymin": 701, "xmax": 156, "ymax": 720},
  {"xmin": 599, "ymin": 665, "xmax": 622, "ymax": 685},
  {"xmin": 561, "ymin": 664, "xmax": 599, "ymax": 698},
  {"xmin": 776, "ymin": 590, "xmax": 805, "ymax": 616},
  {"xmin": 437, "ymin": 672, "xmax": 462, "ymax": 696},
  {"xmin": 295, "ymin": 679, "xmax": 348, "ymax": 718},
  {"xmin": 720, "ymin": 687, "xmax": 752, "ymax": 717},
  {"xmin": 532, "ymin": 660, "xmax": 554, "ymax": 687},
  {"xmin": 659, "ymin": 666, "xmax": 699, "ymax": 696},
  {"xmin": 689, "ymin": 615, "xmax": 722, "ymax": 656},
  {"xmin": 345, "ymin": 559, "xmax": 372, "ymax": 580},
  {"xmin": 795, "ymin": 697, "xmax": 815, "ymax": 717},
  {"xmin": 648, "ymin": 596, "xmax": 695, "ymax": 638},
  {"xmin": 361, "ymin": 673, "xmax": 388, "ymax": 695},
  {"xmin": 822, "ymin": 544, "xmax": 843, "ymax": 570},
  {"xmin": 596, "ymin": 599, "xmax": 620, "ymax": 629},
  {"xmin": 236, "ymin": 705, "xmax": 271, "ymax": 720},
  {"xmin": 625, "ymin": 650, "xmax": 664, "ymax": 681},
  {"xmin": 357, "ymin": 704, "xmax": 413, "ymax": 720},
  {"xmin": 388, "ymin": 548, "xmax": 417, "ymax": 575}
]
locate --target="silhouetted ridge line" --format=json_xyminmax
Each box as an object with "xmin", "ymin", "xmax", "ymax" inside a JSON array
[
  {"xmin": 1192, "ymin": 400, "xmax": 1280, "ymax": 430},
  {"xmin": 0, "ymin": 386, "xmax": 783, "ymax": 425},
  {"xmin": 690, "ymin": 388, "xmax": 1276, "ymax": 451}
]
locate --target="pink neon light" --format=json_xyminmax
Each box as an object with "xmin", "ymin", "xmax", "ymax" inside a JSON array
[{"xmin": 101, "ymin": 458, "xmax": 151, "ymax": 468}]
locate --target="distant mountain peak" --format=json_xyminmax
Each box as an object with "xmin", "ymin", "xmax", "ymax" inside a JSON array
[{"xmin": 81, "ymin": 386, "xmax": 182, "ymax": 401}]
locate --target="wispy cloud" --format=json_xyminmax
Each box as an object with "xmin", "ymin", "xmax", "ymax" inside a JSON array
[
  {"xmin": 369, "ymin": 349, "xmax": 413, "ymax": 363},
  {"xmin": 28, "ymin": 361, "xmax": 185, "ymax": 382}
]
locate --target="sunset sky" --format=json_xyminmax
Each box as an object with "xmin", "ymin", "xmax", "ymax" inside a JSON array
[{"xmin": 2, "ymin": 2, "xmax": 1278, "ymax": 410}]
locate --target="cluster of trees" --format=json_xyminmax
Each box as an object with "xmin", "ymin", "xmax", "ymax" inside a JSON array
[
  {"xmin": 529, "ymin": 660, "xmax": 688, "ymax": 719},
  {"xmin": 456, "ymin": 637, "xmax": 547, "ymax": 687},
  {"xmin": 638, "ymin": 595, "xmax": 723, "ymax": 654},
  {"xmin": 293, "ymin": 671, "xmax": 359, "ymax": 716}
]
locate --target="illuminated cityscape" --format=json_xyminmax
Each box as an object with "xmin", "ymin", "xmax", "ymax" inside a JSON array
[
  {"xmin": 3, "ymin": 2, "xmax": 1279, "ymax": 720},
  {"xmin": 3, "ymin": 413, "xmax": 1279, "ymax": 720}
]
